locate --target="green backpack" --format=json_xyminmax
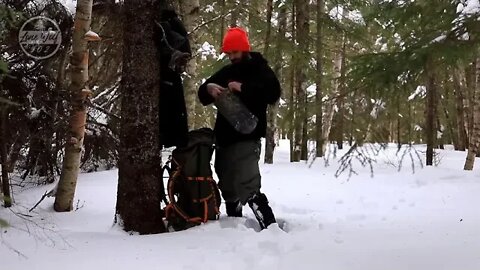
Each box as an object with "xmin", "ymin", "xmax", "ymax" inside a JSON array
[{"xmin": 162, "ymin": 128, "xmax": 221, "ymax": 231}]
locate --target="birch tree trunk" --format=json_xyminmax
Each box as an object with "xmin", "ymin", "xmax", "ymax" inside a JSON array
[
  {"xmin": 115, "ymin": 0, "xmax": 166, "ymax": 234},
  {"xmin": 180, "ymin": 0, "xmax": 199, "ymax": 130},
  {"xmin": 321, "ymin": 27, "xmax": 345, "ymax": 155},
  {"xmin": 54, "ymin": 0, "xmax": 94, "ymax": 212},
  {"xmin": 464, "ymin": 57, "xmax": 480, "ymax": 170},
  {"xmin": 315, "ymin": 0, "xmax": 324, "ymax": 157}
]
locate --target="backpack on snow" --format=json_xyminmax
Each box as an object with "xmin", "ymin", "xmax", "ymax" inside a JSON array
[{"xmin": 161, "ymin": 128, "xmax": 221, "ymax": 231}]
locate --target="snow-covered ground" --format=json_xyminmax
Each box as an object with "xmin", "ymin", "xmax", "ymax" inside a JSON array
[{"xmin": 2, "ymin": 141, "xmax": 480, "ymax": 270}]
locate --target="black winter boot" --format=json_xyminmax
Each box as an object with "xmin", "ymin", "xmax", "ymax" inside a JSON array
[
  {"xmin": 247, "ymin": 193, "xmax": 276, "ymax": 229},
  {"xmin": 226, "ymin": 201, "xmax": 243, "ymax": 217}
]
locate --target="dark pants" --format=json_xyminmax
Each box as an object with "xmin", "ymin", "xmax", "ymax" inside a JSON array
[{"xmin": 214, "ymin": 140, "xmax": 262, "ymax": 205}]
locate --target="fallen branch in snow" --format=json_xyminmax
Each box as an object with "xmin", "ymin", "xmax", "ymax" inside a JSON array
[{"xmin": 29, "ymin": 190, "xmax": 54, "ymax": 212}]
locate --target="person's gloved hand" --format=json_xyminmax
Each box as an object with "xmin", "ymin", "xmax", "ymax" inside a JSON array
[
  {"xmin": 175, "ymin": 52, "xmax": 190, "ymax": 72},
  {"xmin": 169, "ymin": 50, "xmax": 191, "ymax": 73}
]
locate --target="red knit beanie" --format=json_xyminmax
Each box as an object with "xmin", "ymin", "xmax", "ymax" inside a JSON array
[{"xmin": 222, "ymin": 27, "xmax": 251, "ymax": 53}]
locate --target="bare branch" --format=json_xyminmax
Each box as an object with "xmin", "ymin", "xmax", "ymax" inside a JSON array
[
  {"xmin": 189, "ymin": 6, "xmax": 240, "ymax": 35},
  {"xmin": 87, "ymin": 100, "xmax": 121, "ymax": 120},
  {"xmin": 29, "ymin": 190, "xmax": 54, "ymax": 212},
  {"xmin": 0, "ymin": 97, "xmax": 21, "ymax": 107}
]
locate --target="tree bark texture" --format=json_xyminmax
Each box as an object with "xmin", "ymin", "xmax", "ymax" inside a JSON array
[
  {"xmin": 454, "ymin": 67, "xmax": 468, "ymax": 151},
  {"xmin": 55, "ymin": 0, "xmax": 94, "ymax": 212},
  {"xmin": 264, "ymin": 1, "xmax": 285, "ymax": 164},
  {"xmin": 315, "ymin": 0, "xmax": 324, "ymax": 157},
  {"xmin": 115, "ymin": 0, "xmax": 166, "ymax": 234},
  {"xmin": 464, "ymin": 57, "xmax": 480, "ymax": 170},
  {"xmin": 292, "ymin": 0, "xmax": 309, "ymax": 162},
  {"xmin": 425, "ymin": 58, "xmax": 437, "ymax": 166},
  {"xmin": 180, "ymin": 0, "xmax": 200, "ymax": 130}
]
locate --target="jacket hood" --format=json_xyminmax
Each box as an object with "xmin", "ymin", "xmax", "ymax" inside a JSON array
[{"xmin": 248, "ymin": 52, "xmax": 268, "ymax": 65}]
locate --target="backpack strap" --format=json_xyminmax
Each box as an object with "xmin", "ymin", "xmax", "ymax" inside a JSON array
[
  {"xmin": 208, "ymin": 179, "xmax": 221, "ymax": 217},
  {"xmin": 165, "ymin": 162, "xmax": 203, "ymax": 225},
  {"xmin": 186, "ymin": 176, "xmax": 214, "ymax": 181}
]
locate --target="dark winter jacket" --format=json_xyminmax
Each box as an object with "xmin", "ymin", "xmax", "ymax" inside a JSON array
[
  {"xmin": 156, "ymin": 9, "xmax": 191, "ymax": 148},
  {"xmin": 158, "ymin": 67, "xmax": 188, "ymax": 148},
  {"xmin": 198, "ymin": 52, "xmax": 281, "ymax": 146}
]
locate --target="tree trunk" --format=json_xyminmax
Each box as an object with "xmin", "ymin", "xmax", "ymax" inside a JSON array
[
  {"xmin": 454, "ymin": 67, "xmax": 468, "ymax": 151},
  {"xmin": 425, "ymin": 58, "xmax": 437, "ymax": 166},
  {"xmin": 265, "ymin": 1, "xmax": 285, "ymax": 164},
  {"xmin": 288, "ymin": 64, "xmax": 296, "ymax": 162},
  {"xmin": 465, "ymin": 63, "xmax": 475, "ymax": 144},
  {"xmin": 397, "ymin": 93, "xmax": 402, "ymax": 150},
  {"xmin": 54, "ymin": 0, "xmax": 94, "ymax": 212},
  {"xmin": 247, "ymin": 0, "xmax": 259, "ymax": 43},
  {"xmin": 1, "ymin": 109, "xmax": 12, "ymax": 207},
  {"xmin": 464, "ymin": 57, "xmax": 480, "ymax": 170},
  {"xmin": 349, "ymin": 91, "xmax": 356, "ymax": 146},
  {"xmin": 315, "ymin": 0, "xmax": 324, "ymax": 157},
  {"xmin": 229, "ymin": 0, "xmax": 239, "ymax": 27},
  {"xmin": 115, "ymin": 0, "xmax": 166, "ymax": 234},
  {"xmin": 289, "ymin": 2, "xmax": 296, "ymax": 162},
  {"xmin": 436, "ymin": 115, "xmax": 444, "ymax": 149},
  {"xmin": 300, "ymin": 97, "xmax": 308, "ymax": 161},
  {"xmin": 6, "ymin": 137, "xmax": 23, "ymax": 173},
  {"xmin": 440, "ymin": 76, "xmax": 456, "ymax": 149},
  {"xmin": 219, "ymin": 0, "xmax": 226, "ymax": 46},
  {"xmin": 180, "ymin": 0, "xmax": 200, "ymax": 130},
  {"xmin": 322, "ymin": 26, "xmax": 345, "ymax": 155},
  {"xmin": 263, "ymin": 0, "xmax": 274, "ymax": 58},
  {"xmin": 408, "ymin": 93, "xmax": 413, "ymax": 145},
  {"xmin": 336, "ymin": 35, "xmax": 347, "ymax": 150},
  {"xmin": 292, "ymin": 0, "xmax": 309, "ymax": 162},
  {"xmin": 23, "ymin": 76, "xmax": 56, "ymax": 183}
]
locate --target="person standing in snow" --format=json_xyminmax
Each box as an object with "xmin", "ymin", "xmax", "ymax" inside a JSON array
[{"xmin": 198, "ymin": 27, "xmax": 281, "ymax": 229}]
